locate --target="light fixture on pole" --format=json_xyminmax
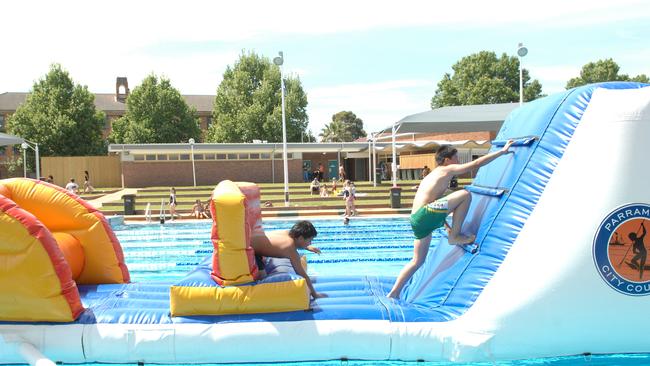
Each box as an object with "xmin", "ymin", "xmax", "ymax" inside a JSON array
[
  {"xmin": 367, "ymin": 133, "xmax": 373, "ymax": 182},
  {"xmin": 189, "ymin": 138, "xmax": 196, "ymax": 187},
  {"xmin": 20, "ymin": 140, "xmax": 40, "ymax": 180},
  {"xmin": 273, "ymin": 51, "xmax": 290, "ymax": 207},
  {"xmin": 391, "ymin": 121, "xmax": 398, "ymax": 187},
  {"xmin": 517, "ymin": 42, "xmax": 528, "ymax": 106}
]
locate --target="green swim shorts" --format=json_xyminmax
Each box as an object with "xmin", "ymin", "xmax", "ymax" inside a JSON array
[{"xmin": 410, "ymin": 198, "xmax": 449, "ymax": 239}]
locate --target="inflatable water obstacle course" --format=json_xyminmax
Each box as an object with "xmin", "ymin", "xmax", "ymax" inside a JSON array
[{"xmin": 1, "ymin": 82, "xmax": 650, "ymax": 363}]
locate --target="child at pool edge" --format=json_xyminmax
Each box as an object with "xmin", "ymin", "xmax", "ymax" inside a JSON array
[
  {"xmin": 251, "ymin": 220, "xmax": 326, "ymax": 299},
  {"xmin": 387, "ymin": 140, "xmax": 514, "ymax": 299}
]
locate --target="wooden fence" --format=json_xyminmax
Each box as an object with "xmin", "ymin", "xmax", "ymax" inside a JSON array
[
  {"xmin": 41, "ymin": 156, "xmax": 122, "ymax": 188},
  {"xmin": 399, "ymin": 153, "xmax": 436, "ymax": 169}
]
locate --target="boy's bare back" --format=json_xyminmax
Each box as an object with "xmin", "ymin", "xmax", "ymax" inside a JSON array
[{"xmin": 250, "ymin": 230, "xmax": 294, "ymax": 258}]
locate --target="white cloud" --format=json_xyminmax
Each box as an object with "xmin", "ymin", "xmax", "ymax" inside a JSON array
[
  {"xmin": 528, "ymin": 64, "xmax": 581, "ymax": 94},
  {"xmin": 3, "ymin": 0, "xmax": 649, "ymax": 140},
  {"xmin": 307, "ymin": 79, "xmax": 435, "ymax": 136}
]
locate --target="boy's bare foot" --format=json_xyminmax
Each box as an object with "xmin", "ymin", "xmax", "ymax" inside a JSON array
[
  {"xmin": 448, "ymin": 234, "xmax": 475, "ymax": 245},
  {"xmin": 386, "ymin": 291, "xmax": 399, "ymax": 299}
]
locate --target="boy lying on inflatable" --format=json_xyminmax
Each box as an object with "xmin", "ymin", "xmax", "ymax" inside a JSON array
[{"xmin": 251, "ymin": 220, "xmax": 326, "ymax": 299}]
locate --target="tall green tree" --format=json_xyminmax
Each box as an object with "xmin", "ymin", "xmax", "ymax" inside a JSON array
[
  {"xmin": 319, "ymin": 119, "xmax": 352, "ymax": 142},
  {"xmin": 332, "ymin": 111, "xmax": 366, "ymax": 141},
  {"xmin": 109, "ymin": 74, "xmax": 201, "ymax": 143},
  {"xmin": 8, "ymin": 64, "xmax": 106, "ymax": 156},
  {"xmin": 207, "ymin": 51, "xmax": 309, "ymax": 143},
  {"xmin": 431, "ymin": 51, "xmax": 544, "ymax": 108},
  {"xmin": 565, "ymin": 58, "xmax": 650, "ymax": 89}
]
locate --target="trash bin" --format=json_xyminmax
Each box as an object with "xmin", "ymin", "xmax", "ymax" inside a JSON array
[
  {"xmin": 375, "ymin": 169, "xmax": 382, "ymax": 185},
  {"xmin": 123, "ymin": 194, "xmax": 136, "ymax": 215},
  {"xmin": 390, "ymin": 187, "xmax": 402, "ymax": 209}
]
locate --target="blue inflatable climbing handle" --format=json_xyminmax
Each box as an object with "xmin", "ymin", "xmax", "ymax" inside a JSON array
[
  {"xmin": 465, "ymin": 185, "xmax": 506, "ymax": 197},
  {"xmin": 491, "ymin": 136, "xmax": 537, "ymax": 147}
]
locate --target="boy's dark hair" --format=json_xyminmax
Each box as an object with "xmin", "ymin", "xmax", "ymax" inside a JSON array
[
  {"xmin": 289, "ymin": 220, "xmax": 318, "ymax": 239},
  {"xmin": 435, "ymin": 145, "xmax": 458, "ymax": 165}
]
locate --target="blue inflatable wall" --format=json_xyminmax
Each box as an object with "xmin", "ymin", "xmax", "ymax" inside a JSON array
[{"xmin": 400, "ymin": 82, "xmax": 649, "ymax": 321}]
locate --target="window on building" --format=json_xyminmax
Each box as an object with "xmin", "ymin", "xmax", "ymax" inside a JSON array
[
  {"xmin": 204, "ymin": 153, "xmax": 216, "ymax": 160},
  {"xmin": 0, "ymin": 115, "xmax": 5, "ymax": 130},
  {"xmin": 260, "ymin": 153, "xmax": 270, "ymax": 159},
  {"xmin": 238, "ymin": 153, "xmax": 249, "ymax": 160},
  {"xmin": 249, "ymin": 153, "xmax": 260, "ymax": 159},
  {"xmin": 168, "ymin": 154, "xmax": 179, "ymax": 161},
  {"xmin": 104, "ymin": 116, "xmax": 110, "ymax": 129},
  {"xmin": 216, "ymin": 154, "xmax": 226, "ymax": 160},
  {"xmin": 157, "ymin": 154, "xmax": 168, "ymax": 161},
  {"xmin": 206, "ymin": 117, "xmax": 213, "ymax": 127},
  {"xmin": 274, "ymin": 153, "xmax": 282, "ymax": 159},
  {"xmin": 227, "ymin": 154, "xmax": 237, "ymax": 160},
  {"xmin": 179, "ymin": 154, "xmax": 190, "ymax": 160},
  {"xmin": 193, "ymin": 154, "xmax": 204, "ymax": 160},
  {"xmin": 145, "ymin": 154, "xmax": 156, "ymax": 161},
  {"xmin": 134, "ymin": 155, "xmax": 145, "ymax": 161}
]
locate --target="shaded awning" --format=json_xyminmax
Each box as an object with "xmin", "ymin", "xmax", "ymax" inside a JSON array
[
  {"xmin": 376, "ymin": 103, "xmax": 520, "ymax": 135},
  {"xmin": 372, "ymin": 140, "xmax": 490, "ymax": 153},
  {"xmin": 0, "ymin": 132, "xmax": 24, "ymax": 146}
]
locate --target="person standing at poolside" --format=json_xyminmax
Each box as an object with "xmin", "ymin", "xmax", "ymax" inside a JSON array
[
  {"xmin": 83, "ymin": 170, "xmax": 95, "ymax": 193},
  {"xmin": 387, "ymin": 141, "xmax": 513, "ymax": 299},
  {"xmin": 169, "ymin": 187, "xmax": 179, "ymax": 220}
]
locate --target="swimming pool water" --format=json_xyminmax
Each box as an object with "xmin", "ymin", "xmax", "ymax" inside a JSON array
[{"xmin": 113, "ymin": 217, "xmax": 423, "ymax": 283}]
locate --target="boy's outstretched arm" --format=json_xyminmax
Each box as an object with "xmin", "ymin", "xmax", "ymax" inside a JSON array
[
  {"xmin": 288, "ymin": 250, "xmax": 326, "ymax": 299},
  {"xmin": 448, "ymin": 139, "xmax": 514, "ymax": 176},
  {"xmin": 305, "ymin": 245, "xmax": 321, "ymax": 254}
]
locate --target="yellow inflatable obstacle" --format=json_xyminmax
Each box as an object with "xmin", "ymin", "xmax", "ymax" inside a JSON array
[
  {"xmin": 0, "ymin": 178, "xmax": 130, "ymax": 322},
  {"xmin": 170, "ymin": 180, "xmax": 309, "ymax": 316}
]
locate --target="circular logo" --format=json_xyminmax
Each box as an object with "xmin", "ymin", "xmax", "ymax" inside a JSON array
[{"xmin": 593, "ymin": 203, "xmax": 650, "ymax": 296}]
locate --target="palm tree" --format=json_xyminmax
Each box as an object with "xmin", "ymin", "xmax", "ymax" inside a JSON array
[{"xmin": 319, "ymin": 120, "xmax": 352, "ymax": 142}]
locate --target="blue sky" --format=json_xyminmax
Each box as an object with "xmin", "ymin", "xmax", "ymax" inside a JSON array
[{"xmin": 3, "ymin": 0, "xmax": 649, "ymax": 138}]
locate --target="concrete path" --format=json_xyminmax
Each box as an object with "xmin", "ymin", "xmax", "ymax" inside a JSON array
[{"xmin": 87, "ymin": 188, "xmax": 138, "ymax": 209}]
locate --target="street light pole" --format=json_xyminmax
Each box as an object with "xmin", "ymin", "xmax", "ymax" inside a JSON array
[
  {"xmin": 391, "ymin": 122, "xmax": 398, "ymax": 187},
  {"xmin": 22, "ymin": 147, "xmax": 27, "ymax": 178},
  {"xmin": 21, "ymin": 140, "xmax": 40, "ymax": 179},
  {"xmin": 35, "ymin": 143, "xmax": 39, "ymax": 180},
  {"xmin": 372, "ymin": 138, "xmax": 377, "ymax": 187},
  {"xmin": 367, "ymin": 134, "xmax": 372, "ymax": 182},
  {"xmin": 517, "ymin": 42, "xmax": 528, "ymax": 106},
  {"xmin": 189, "ymin": 138, "xmax": 196, "ymax": 187},
  {"xmin": 274, "ymin": 51, "xmax": 290, "ymax": 207}
]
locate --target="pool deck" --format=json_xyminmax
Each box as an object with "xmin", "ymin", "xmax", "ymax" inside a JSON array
[{"xmin": 93, "ymin": 188, "xmax": 413, "ymax": 221}]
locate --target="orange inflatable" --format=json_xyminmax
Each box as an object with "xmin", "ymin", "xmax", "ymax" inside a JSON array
[{"xmin": 0, "ymin": 178, "xmax": 129, "ymax": 322}]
